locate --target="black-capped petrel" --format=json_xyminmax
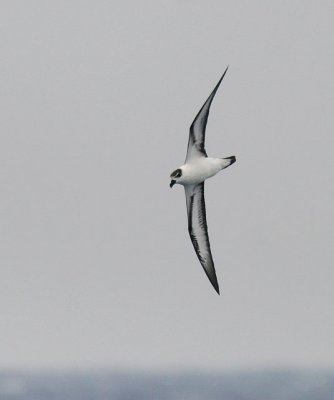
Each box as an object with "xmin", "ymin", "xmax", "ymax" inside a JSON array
[{"xmin": 170, "ymin": 67, "xmax": 236, "ymax": 294}]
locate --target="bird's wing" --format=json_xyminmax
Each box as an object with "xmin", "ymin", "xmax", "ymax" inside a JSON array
[
  {"xmin": 185, "ymin": 67, "xmax": 229, "ymax": 162},
  {"xmin": 185, "ymin": 183, "xmax": 219, "ymax": 294}
]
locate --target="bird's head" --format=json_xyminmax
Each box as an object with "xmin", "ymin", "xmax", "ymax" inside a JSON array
[{"xmin": 170, "ymin": 168, "xmax": 182, "ymax": 188}]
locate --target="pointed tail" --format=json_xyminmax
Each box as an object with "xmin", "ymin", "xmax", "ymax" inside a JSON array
[{"xmin": 221, "ymin": 155, "xmax": 236, "ymax": 169}]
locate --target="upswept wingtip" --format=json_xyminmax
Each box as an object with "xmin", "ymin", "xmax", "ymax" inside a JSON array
[
  {"xmin": 214, "ymin": 285, "xmax": 220, "ymax": 295},
  {"xmin": 208, "ymin": 272, "xmax": 220, "ymax": 295}
]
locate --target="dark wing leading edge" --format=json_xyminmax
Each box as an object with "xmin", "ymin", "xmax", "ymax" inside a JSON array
[
  {"xmin": 185, "ymin": 183, "xmax": 220, "ymax": 294},
  {"xmin": 185, "ymin": 66, "xmax": 229, "ymax": 162}
]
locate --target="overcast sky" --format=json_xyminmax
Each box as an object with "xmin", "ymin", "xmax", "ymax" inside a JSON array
[{"xmin": 1, "ymin": 0, "xmax": 334, "ymax": 371}]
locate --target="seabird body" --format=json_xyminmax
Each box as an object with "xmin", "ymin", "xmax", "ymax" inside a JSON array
[
  {"xmin": 170, "ymin": 67, "xmax": 236, "ymax": 294},
  {"xmin": 175, "ymin": 157, "xmax": 233, "ymax": 186}
]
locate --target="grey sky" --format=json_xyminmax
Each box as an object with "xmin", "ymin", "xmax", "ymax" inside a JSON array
[{"xmin": 1, "ymin": 0, "xmax": 333, "ymax": 370}]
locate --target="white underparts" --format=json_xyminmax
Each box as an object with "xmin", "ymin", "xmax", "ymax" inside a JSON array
[{"xmin": 177, "ymin": 157, "xmax": 227, "ymax": 186}]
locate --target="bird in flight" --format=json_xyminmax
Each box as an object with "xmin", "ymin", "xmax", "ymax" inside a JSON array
[{"xmin": 170, "ymin": 67, "xmax": 236, "ymax": 294}]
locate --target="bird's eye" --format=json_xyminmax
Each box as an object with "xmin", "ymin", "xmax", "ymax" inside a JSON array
[{"xmin": 171, "ymin": 169, "xmax": 182, "ymax": 178}]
